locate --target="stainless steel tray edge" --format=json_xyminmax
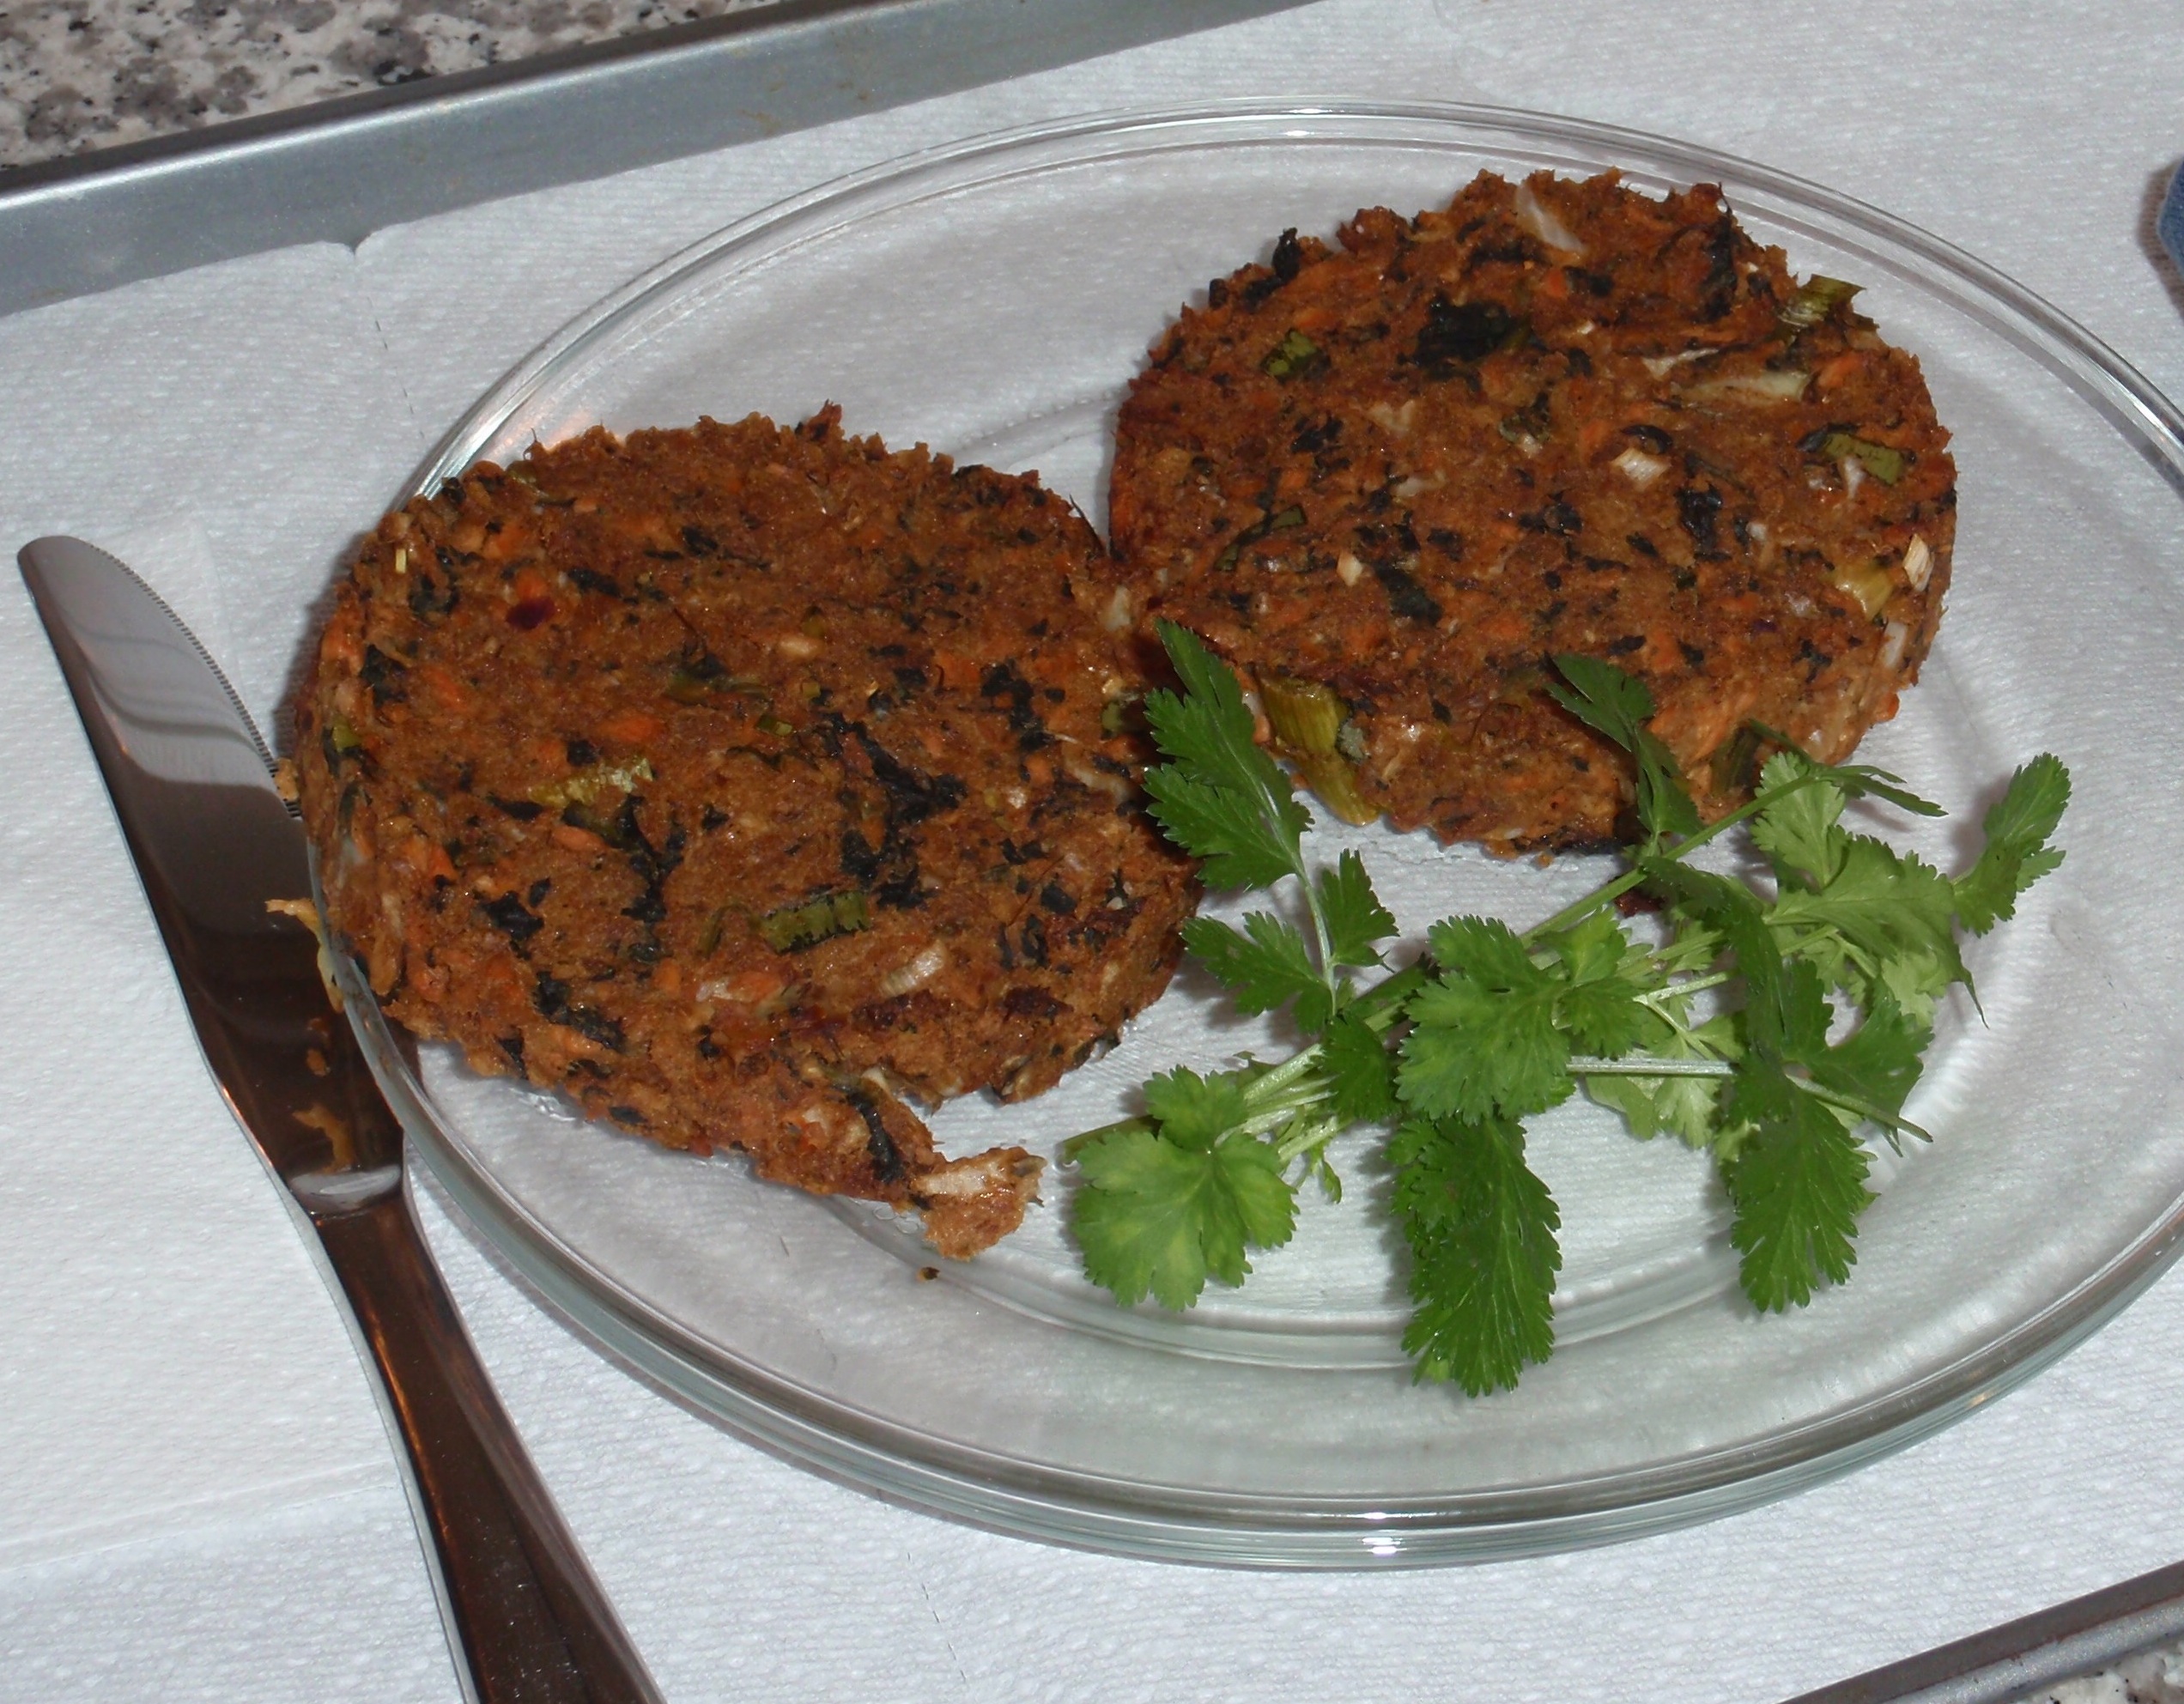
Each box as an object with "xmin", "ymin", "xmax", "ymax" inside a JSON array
[
  {"xmin": 0, "ymin": 0, "xmax": 1311, "ymax": 317},
  {"xmin": 1785, "ymin": 1556, "xmax": 2184, "ymax": 1703}
]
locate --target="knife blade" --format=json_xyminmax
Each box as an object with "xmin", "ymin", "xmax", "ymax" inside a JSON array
[{"xmin": 19, "ymin": 534, "xmax": 662, "ymax": 1704}]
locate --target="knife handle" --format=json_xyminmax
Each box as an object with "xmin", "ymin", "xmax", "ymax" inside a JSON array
[{"xmin": 314, "ymin": 1190, "xmax": 664, "ymax": 1704}]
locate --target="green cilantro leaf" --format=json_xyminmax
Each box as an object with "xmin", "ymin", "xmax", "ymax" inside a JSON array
[
  {"xmin": 1873, "ymin": 948, "xmax": 1953, "ymax": 1028},
  {"xmin": 1806, "ymin": 988, "xmax": 1929, "ymax": 1126},
  {"xmin": 1547, "ymin": 653, "xmax": 1702, "ymax": 839},
  {"xmin": 1073, "ymin": 1126, "xmax": 1297, "ymax": 1309},
  {"xmin": 1401, "ymin": 978, "xmax": 1567, "ymax": 1123},
  {"xmin": 1317, "ymin": 849, "xmax": 1398, "ymax": 967},
  {"xmin": 1823, "ymin": 763, "xmax": 1945, "ymax": 817},
  {"xmin": 1404, "ymin": 918, "xmax": 1573, "ymax": 1120},
  {"xmin": 1320, "ymin": 1009, "xmax": 1400, "ymax": 1125},
  {"xmin": 1390, "ymin": 1113, "xmax": 1562, "ymax": 1395},
  {"xmin": 1769, "ymin": 835, "xmax": 1965, "ymax": 998},
  {"xmin": 1744, "ymin": 723, "xmax": 1944, "ymax": 817},
  {"xmin": 1545, "ymin": 651, "xmax": 1653, "ymax": 748},
  {"xmin": 1580, "ymin": 1012, "xmax": 1743, "ymax": 1149},
  {"xmin": 1641, "ymin": 858, "xmax": 1802, "ymax": 1054},
  {"xmin": 1141, "ymin": 1064, "xmax": 1255, "ymax": 1152},
  {"xmin": 1425, "ymin": 913, "xmax": 1549, "ymax": 985},
  {"xmin": 1149, "ymin": 622, "xmax": 1297, "ymax": 808},
  {"xmin": 1750, "ymin": 749, "xmax": 1847, "ymax": 887},
  {"xmin": 1955, "ymin": 754, "xmax": 2070, "ymax": 934},
  {"xmin": 1777, "ymin": 957, "xmax": 1835, "ymax": 1063},
  {"xmin": 1722, "ymin": 1057, "xmax": 1874, "ymax": 1310},
  {"xmin": 1544, "ymin": 912, "xmax": 1654, "ymax": 1058},
  {"xmin": 1652, "ymin": 918, "xmax": 1726, "ymax": 979},
  {"xmin": 1142, "ymin": 767, "xmax": 1299, "ymax": 891},
  {"xmin": 1558, "ymin": 981, "xmax": 1654, "ymax": 1058},
  {"xmin": 1543, "ymin": 907, "xmax": 1627, "ymax": 984},
  {"xmin": 1180, "ymin": 913, "xmax": 1332, "ymax": 1031},
  {"xmin": 1142, "ymin": 622, "xmax": 1308, "ymax": 889}
]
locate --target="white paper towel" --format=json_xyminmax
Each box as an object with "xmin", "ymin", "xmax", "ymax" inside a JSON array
[
  {"xmin": 3, "ymin": 2, "xmax": 2183, "ymax": 1699},
  {"xmin": 0, "ymin": 243, "xmax": 424, "ymax": 1558}
]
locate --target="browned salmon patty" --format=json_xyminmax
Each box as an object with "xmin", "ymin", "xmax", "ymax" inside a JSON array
[
  {"xmin": 297, "ymin": 408, "xmax": 1196, "ymax": 1257},
  {"xmin": 1106, "ymin": 169, "xmax": 1955, "ymax": 850}
]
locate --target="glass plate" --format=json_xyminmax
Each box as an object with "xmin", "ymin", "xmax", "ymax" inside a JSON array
[{"xmin": 340, "ymin": 102, "xmax": 2184, "ymax": 1565}]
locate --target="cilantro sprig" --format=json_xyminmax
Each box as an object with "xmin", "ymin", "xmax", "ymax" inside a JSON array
[
  {"xmin": 1144, "ymin": 623, "xmax": 1399, "ymax": 1021},
  {"xmin": 1066, "ymin": 626, "xmax": 2070, "ymax": 1396},
  {"xmin": 1067, "ymin": 623, "xmax": 1399, "ymax": 1305}
]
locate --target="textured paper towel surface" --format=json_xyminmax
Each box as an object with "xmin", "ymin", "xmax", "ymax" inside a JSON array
[
  {"xmin": 3, "ymin": 1, "xmax": 2182, "ymax": 1699},
  {"xmin": 0, "ymin": 245, "xmax": 431, "ymax": 1564}
]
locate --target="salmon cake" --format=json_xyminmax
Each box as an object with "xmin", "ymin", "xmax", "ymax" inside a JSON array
[
  {"xmin": 297, "ymin": 409, "xmax": 1196, "ymax": 1257},
  {"xmin": 1106, "ymin": 169, "xmax": 1955, "ymax": 850}
]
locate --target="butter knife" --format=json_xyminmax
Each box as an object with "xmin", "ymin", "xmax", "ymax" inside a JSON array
[{"xmin": 19, "ymin": 535, "xmax": 663, "ymax": 1704}]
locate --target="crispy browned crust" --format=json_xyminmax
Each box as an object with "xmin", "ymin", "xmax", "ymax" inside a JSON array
[
  {"xmin": 297, "ymin": 409, "xmax": 1196, "ymax": 1257},
  {"xmin": 1107, "ymin": 170, "xmax": 1955, "ymax": 851}
]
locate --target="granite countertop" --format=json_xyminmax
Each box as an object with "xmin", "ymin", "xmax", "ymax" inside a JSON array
[
  {"xmin": 0, "ymin": 0, "xmax": 772, "ymax": 170},
  {"xmin": 1, "ymin": 9, "xmax": 2180, "ymax": 1704}
]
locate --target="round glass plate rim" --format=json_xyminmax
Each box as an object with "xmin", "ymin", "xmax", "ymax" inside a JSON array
[
  {"xmin": 416, "ymin": 96, "xmax": 2184, "ymax": 486},
  {"xmin": 370, "ymin": 99, "xmax": 2184, "ymax": 1567}
]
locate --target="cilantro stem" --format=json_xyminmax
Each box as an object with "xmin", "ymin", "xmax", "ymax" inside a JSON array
[
  {"xmin": 1241, "ymin": 1042, "xmax": 1328, "ymax": 1105},
  {"xmin": 1058, "ymin": 1042, "xmax": 1342, "ymax": 1163},
  {"xmin": 1233, "ymin": 736, "xmax": 1336, "ymax": 998},
  {"xmin": 1646, "ymin": 969, "xmax": 1734, "ymax": 1003},
  {"xmin": 1520, "ymin": 772, "xmax": 1836, "ymax": 943},
  {"xmin": 1790, "ymin": 1080, "xmax": 1932, "ymax": 1145},
  {"xmin": 1569, "ymin": 1055, "xmax": 1734, "ymax": 1077},
  {"xmin": 1348, "ymin": 961, "xmax": 1429, "ymax": 1025},
  {"xmin": 1274, "ymin": 1115, "xmax": 1343, "ymax": 1165}
]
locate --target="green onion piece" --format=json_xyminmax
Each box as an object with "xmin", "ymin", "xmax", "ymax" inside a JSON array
[
  {"xmin": 328, "ymin": 715, "xmax": 363, "ymax": 754},
  {"xmin": 1294, "ymin": 752, "xmax": 1380, "ymax": 827},
  {"xmin": 1259, "ymin": 675, "xmax": 1345, "ymax": 755},
  {"xmin": 1829, "ymin": 560, "xmax": 1896, "ymax": 618},
  {"xmin": 756, "ymin": 713, "xmax": 796, "ymax": 737},
  {"xmin": 1261, "ymin": 329, "xmax": 1325, "ymax": 381},
  {"xmin": 1819, "ymin": 431, "xmax": 1907, "ymax": 485},
  {"xmin": 1780, "ymin": 275, "xmax": 1861, "ymax": 330},
  {"xmin": 1100, "ymin": 692, "xmax": 1146, "ymax": 737},
  {"xmin": 529, "ymin": 756, "xmax": 654, "ymax": 809},
  {"xmin": 1266, "ymin": 505, "xmax": 1306, "ymax": 531},
  {"xmin": 1709, "ymin": 723, "xmax": 1762, "ymax": 797},
  {"xmin": 571, "ymin": 757, "xmax": 652, "ymax": 803},
  {"xmin": 1679, "ymin": 369, "xmax": 1813, "ymax": 403},
  {"xmin": 665, "ymin": 651, "xmax": 761, "ymax": 704},
  {"xmin": 664, "ymin": 664, "xmax": 715, "ymax": 704},
  {"xmin": 1260, "ymin": 676, "xmax": 1378, "ymax": 826},
  {"xmin": 758, "ymin": 888, "xmax": 871, "ymax": 953}
]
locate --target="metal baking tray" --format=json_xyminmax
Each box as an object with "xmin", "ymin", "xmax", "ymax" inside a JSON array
[
  {"xmin": 0, "ymin": 0, "xmax": 1309, "ymax": 315},
  {"xmin": 1787, "ymin": 1554, "xmax": 2184, "ymax": 1703}
]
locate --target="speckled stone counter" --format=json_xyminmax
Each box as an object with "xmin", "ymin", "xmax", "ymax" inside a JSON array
[{"xmin": 0, "ymin": 0, "xmax": 772, "ymax": 168}]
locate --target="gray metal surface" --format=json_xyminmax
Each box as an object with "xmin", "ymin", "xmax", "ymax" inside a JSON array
[
  {"xmin": 0, "ymin": 0, "xmax": 1311, "ymax": 317},
  {"xmin": 1786, "ymin": 1555, "xmax": 2184, "ymax": 1703}
]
